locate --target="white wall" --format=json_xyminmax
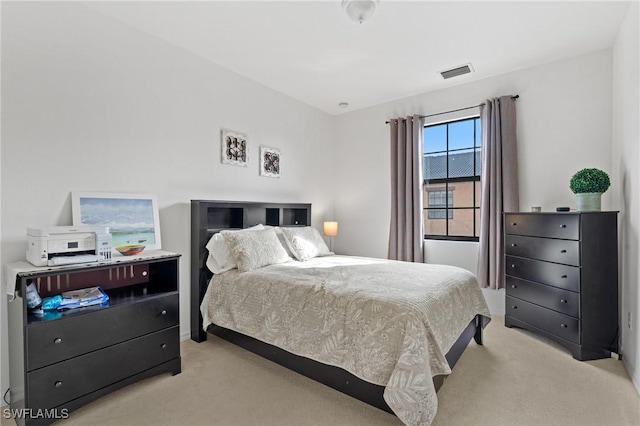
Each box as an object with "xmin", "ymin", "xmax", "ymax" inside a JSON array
[
  {"xmin": 612, "ymin": 2, "xmax": 640, "ymax": 394},
  {"xmin": 0, "ymin": 2, "xmax": 334, "ymax": 396}
]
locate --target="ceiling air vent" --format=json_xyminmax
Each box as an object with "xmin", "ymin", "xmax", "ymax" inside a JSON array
[{"xmin": 440, "ymin": 64, "xmax": 473, "ymax": 80}]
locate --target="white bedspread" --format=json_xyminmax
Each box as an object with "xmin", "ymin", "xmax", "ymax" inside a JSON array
[{"xmin": 201, "ymin": 255, "xmax": 490, "ymax": 425}]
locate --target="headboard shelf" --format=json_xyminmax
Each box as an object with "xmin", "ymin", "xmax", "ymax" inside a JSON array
[
  {"xmin": 207, "ymin": 206, "xmax": 244, "ymax": 229},
  {"xmin": 283, "ymin": 208, "xmax": 309, "ymax": 226},
  {"xmin": 190, "ymin": 200, "xmax": 311, "ymax": 341}
]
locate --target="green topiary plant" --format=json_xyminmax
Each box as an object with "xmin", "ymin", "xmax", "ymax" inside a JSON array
[{"xmin": 570, "ymin": 168, "xmax": 611, "ymax": 194}]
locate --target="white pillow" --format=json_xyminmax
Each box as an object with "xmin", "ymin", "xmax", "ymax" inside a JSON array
[
  {"xmin": 264, "ymin": 226, "xmax": 295, "ymax": 258},
  {"xmin": 205, "ymin": 224, "xmax": 264, "ymax": 274},
  {"xmin": 221, "ymin": 227, "xmax": 290, "ymax": 272},
  {"xmin": 279, "ymin": 226, "xmax": 332, "ymax": 261}
]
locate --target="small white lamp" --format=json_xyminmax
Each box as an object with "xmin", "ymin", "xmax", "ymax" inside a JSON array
[{"xmin": 323, "ymin": 221, "xmax": 338, "ymax": 252}]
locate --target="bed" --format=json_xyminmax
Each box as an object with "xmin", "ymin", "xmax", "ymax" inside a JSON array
[{"xmin": 190, "ymin": 200, "xmax": 490, "ymax": 425}]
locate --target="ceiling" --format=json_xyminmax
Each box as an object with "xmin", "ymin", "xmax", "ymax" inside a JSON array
[{"xmin": 84, "ymin": 1, "xmax": 631, "ymax": 115}]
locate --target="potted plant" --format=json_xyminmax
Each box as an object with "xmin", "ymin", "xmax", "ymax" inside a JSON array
[{"xmin": 569, "ymin": 168, "xmax": 610, "ymax": 211}]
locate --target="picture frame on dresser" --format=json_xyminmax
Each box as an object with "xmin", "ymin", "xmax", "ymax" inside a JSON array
[{"xmin": 71, "ymin": 191, "xmax": 162, "ymax": 251}]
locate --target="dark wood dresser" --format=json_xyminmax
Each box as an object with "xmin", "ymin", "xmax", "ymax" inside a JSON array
[
  {"xmin": 7, "ymin": 251, "xmax": 181, "ymax": 425},
  {"xmin": 503, "ymin": 212, "xmax": 618, "ymax": 361}
]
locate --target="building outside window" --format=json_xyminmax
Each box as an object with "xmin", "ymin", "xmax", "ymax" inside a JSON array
[
  {"xmin": 427, "ymin": 189, "xmax": 453, "ymax": 219},
  {"xmin": 423, "ymin": 116, "xmax": 481, "ymax": 241}
]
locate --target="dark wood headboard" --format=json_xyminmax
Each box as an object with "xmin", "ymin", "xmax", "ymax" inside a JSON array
[{"xmin": 190, "ymin": 200, "xmax": 311, "ymax": 342}]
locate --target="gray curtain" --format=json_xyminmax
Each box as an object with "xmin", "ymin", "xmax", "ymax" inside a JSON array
[
  {"xmin": 388, "ymin": 115, "xmax": 425, "ymax": 262},
  {"xmin": 477, "ymin": 96, "xmax": 519, "ymax": 289}
]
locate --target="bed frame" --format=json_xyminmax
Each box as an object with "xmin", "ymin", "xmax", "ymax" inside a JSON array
[{"xmin": 190, "ymin": 200, "xmax": 483, "ymax": 414}]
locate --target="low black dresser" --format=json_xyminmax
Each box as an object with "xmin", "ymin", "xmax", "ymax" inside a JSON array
[
  {"xmin": 7, "ymin": 251, "xmax": 181, "ymax": 425},
  {"xmin": 504, "ymin": 212, "xmax": 618, "ymax": 361}
]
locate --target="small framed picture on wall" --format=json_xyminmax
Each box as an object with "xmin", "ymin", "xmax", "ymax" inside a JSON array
[
  {"xmin": 259, "ymin": 146, "xmax": 281, "ymax": 178},
  {"xmin": 221, "ymin": 129, "xmax": 248, "ymax": 166}
]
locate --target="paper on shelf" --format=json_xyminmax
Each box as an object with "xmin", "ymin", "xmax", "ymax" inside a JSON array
[{"xmin": 58, "ymin": 286, "xmax": 109, "ymax": 310}]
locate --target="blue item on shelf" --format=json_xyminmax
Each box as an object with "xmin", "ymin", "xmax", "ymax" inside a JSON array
[{"xmin": 41, "ymin": 295, "xmax": 62, "ymax": 310}]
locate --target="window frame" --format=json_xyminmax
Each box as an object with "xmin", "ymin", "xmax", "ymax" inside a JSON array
[{"xmin": 423, "ymin": 115, "xmax": 481, "ymax": 242}]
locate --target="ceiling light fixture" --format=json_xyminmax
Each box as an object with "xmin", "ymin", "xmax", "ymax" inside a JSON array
[{"xmin": 342, "ymin": 0, "xmax": 380, "ymax": 24}]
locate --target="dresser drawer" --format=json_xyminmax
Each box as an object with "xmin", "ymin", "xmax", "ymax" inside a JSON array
[
  {"xmin": 505, "ymin": 214, "xmax": 579, "ymax": 240},
  {"xmin": 27, "ymin": 326, "xmax": 179, "ymax": 410},
  {"xmin": 505, "ymin": 235, "xmax": 580, "ymax": 266},
  {"xmin": 27, "ymin": 293, "xmax": 179, "ymax": 371},
  {"xmin": 505, "ymin": 255, "xmax": 580, "ymax": 292},
  {"xmin": 506, "ymin": 296, "xmax": 579, "ymax": 343},
  {"xmin": 506, "ymin": 276, "xmax": 579, "ymax": 317}
]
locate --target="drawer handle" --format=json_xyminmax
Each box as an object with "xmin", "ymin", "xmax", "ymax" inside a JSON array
[
  {"xmin": 161, "ymin": 310, "xmax": 167, "ymax": 315},
  {"xmin": 561, "ymin": 275, "xmax": 568, "ymax": 279},
  {"xmin": 560, "ymin": 249, "xmax": 567, "ymax": 253},
  {"xmin": 55, "ymin": 381, "xmax": 63, "ymax": 388},
  {"xmin": 161, "ymin": 343, "xmax": 167, "ymax": 349},
  {"xmin": 510, "ymin": 264, "xmax": 516, "ymax": 269},
  {"xmin": 511, "ymin": 222, "xmax": 517, "ymax": 226},
  {"xmin": 560, "ymin": 299, "xmax": 567, "ymax": 303},
  {"xmin": 560, "ymin": 224, "xmax": 567, "ymax": 228},
  {"xmin": 142, "ymin": 271, "xmax": 148, "ymax": 277},
  {"xmin": 512, "ymin": 306, "xmax": 518, "ymax": 310},
  {"xmin": 54, "ymin": 338, "xmax": 62, "ymax": 344},
  {"xmin": 560, "ymin": 324, "xmax": 568, "ymax": 328},
  {"xmin": 510, "ymin": 243, "xmax": 517, "ymax": 247},
  {"xmin": 511, "ymin": 285, "xmax": 517, "ymax": 289}
]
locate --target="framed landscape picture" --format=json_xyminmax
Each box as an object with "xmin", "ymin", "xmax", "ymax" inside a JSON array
[{"xmin": 71, "ymin": 192, "xmax": 162, "ymax": 251}]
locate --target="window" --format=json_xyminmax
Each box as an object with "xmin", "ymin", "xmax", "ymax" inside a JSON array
[
  {"xmin": 427, "ymin": 189, "xmax": 453, "ymax": 219},
  {"xmin": 423, "ymin": 116, "xmax": 481, "ymax": 241}
]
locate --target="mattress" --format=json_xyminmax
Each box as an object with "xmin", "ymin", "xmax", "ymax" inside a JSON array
[{"xmin": 201, "ymin": 255, "xmax": 490, "ymax": 425}]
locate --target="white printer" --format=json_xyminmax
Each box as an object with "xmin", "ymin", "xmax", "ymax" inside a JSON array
[{"xmin": 26, "ymin": 226, "xmax": 113, "ymax": 267}]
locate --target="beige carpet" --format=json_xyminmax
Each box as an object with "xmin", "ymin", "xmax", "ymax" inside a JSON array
[{"xmin": 4, "ymin": 315, "xmax": 639, "ymax": 426}]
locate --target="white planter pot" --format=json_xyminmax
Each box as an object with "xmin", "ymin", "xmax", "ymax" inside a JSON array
[{"xmin": 576, "ymin": 192, "xmax": 602, "ymax": 211}]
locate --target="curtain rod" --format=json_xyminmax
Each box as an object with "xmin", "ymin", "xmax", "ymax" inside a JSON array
[{"xmin": 385, "ymin": 95, "xmax": 519, "ymax": 124}]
